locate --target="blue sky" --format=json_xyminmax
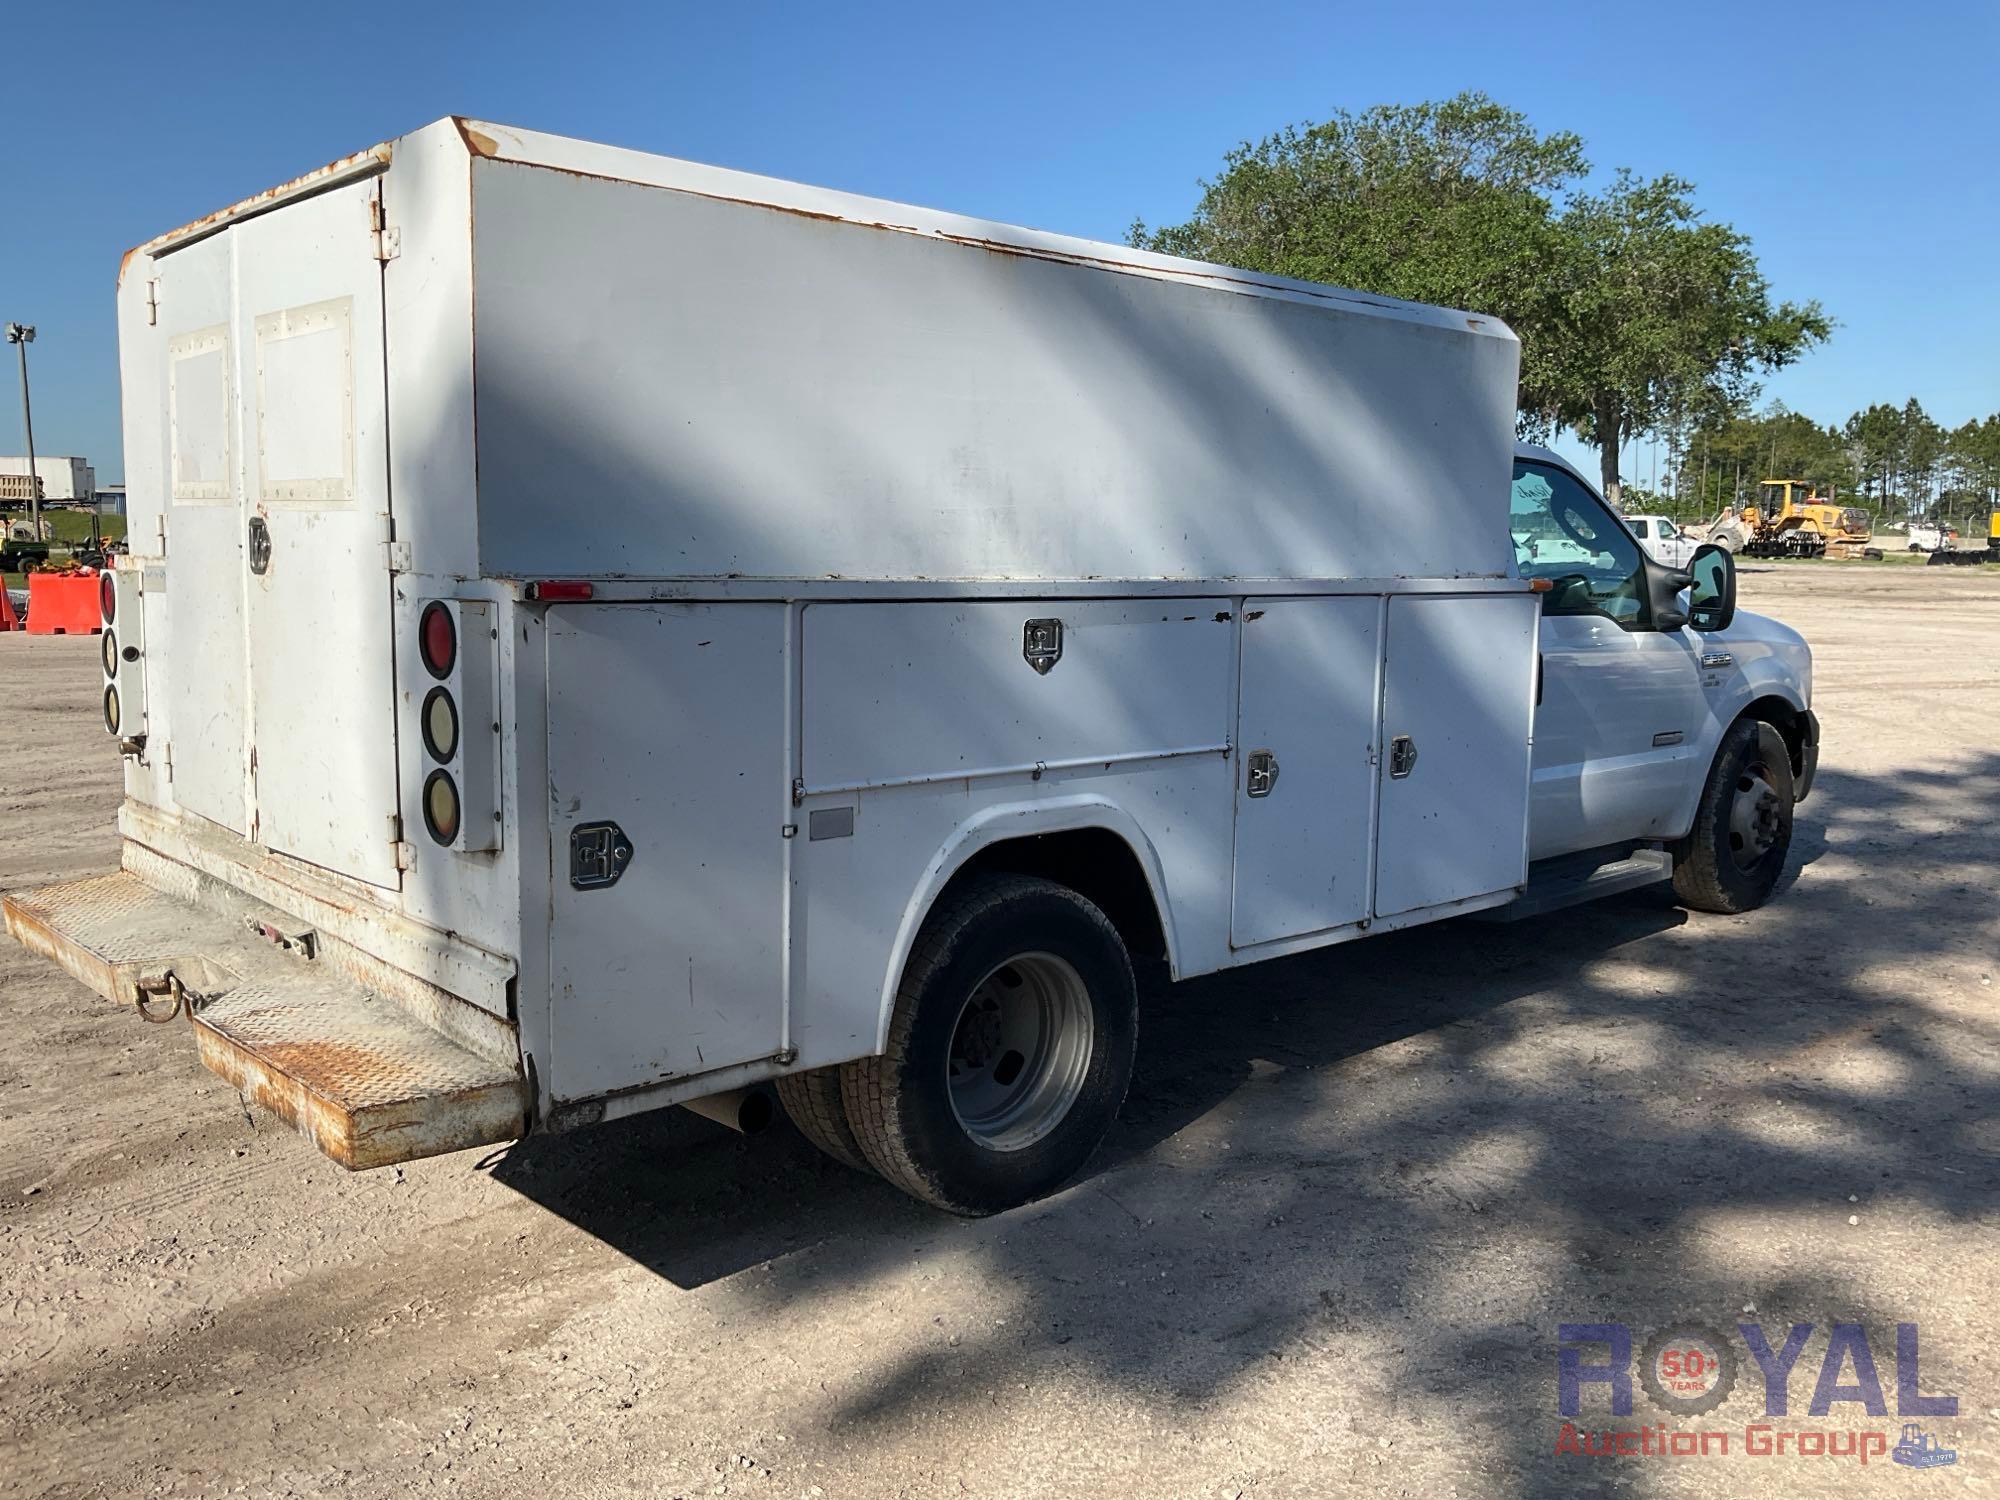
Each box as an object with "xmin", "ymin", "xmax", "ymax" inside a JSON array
[{"xmin": 3, "ymin": 0, "xmax": 1993, "ymax": 484}]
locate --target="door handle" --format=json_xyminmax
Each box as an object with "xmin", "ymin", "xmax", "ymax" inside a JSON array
[
  {"xmin": 1246, "ymin": 749, "xmax": 1279, "ymax": 798},
  {"xmin": 1389, "ymin": 734, "xmax": 1418, "ymax": 779},
  {"xmin": 247, "ymin": 516, "xmax": 272, "ymax": 576}
]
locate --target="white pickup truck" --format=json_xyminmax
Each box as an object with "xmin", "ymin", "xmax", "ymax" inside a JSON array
[
  {"xmin": 3, "ymin": 118, "xmax": 1818, "ymax": 1216},
  {"xmin": 1622, "ymin": 513, "xmax": 1700, "ymax": 568}
]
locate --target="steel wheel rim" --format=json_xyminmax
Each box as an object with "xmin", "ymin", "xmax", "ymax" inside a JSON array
[
  {"xmin": 946, "ymin": 952, "xmax": 1094, "ymax": 1152},
  {"xmin": 1728, "ymin": 762, "xmax": 1783, "ymax": 869}
]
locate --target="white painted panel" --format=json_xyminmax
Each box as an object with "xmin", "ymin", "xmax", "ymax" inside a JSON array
[
  {"xmin": 255, "ymin": 298, "xmax": 353, "ymax": 501},
  {"xmin": 233, "ymin": 178, "xmax": 401, "ymax": 888},
  {"xmin": 468, "ymin": 157, "xmax": 1522, "ymax": 584},
  {"xmin": 156, "ymin": 237, "xmax": 249, "ymax": 837},
  {"xmin": 1374, "ymin": 595, "xmax": 1537, "ymax": 918},
  {"xmin": 1231, "ymin": 597, "xmax": 1380, "ymax": 947},
  {"xmin": 801, "ymin": 601, "xmax": 1233, "ymax": 791},
  {"xmin": 168, "ymin": 325, "xmax": 231, "ymax": 503},
  {"xmin": 547, "ymin": 604, "xmax": 788, "ymax": 1099}
]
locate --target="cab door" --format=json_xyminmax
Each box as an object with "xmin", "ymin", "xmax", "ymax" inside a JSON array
[{"xmin": 1512, "ymin": 458, "xmax": 1708, "ymax": 861}]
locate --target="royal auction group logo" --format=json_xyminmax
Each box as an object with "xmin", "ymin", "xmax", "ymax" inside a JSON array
[{"xmin": 1556, "ymin": 1321, "xmax": 1961, "ymax": 1469}]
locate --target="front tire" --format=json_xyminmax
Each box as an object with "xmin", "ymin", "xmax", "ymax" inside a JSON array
[
  {"xmin": 840, "ymin": 874, "xmax": 1136, "ymax": 1215},
  {"xmin": 1671, "ymin": 718, "xmax": 1795, "ymax": 913}
]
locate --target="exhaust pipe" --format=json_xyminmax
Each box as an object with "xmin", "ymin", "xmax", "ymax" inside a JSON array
[{"xmin": 681, "ymin": 1085, "xmax": 776, "ymax": 1135}]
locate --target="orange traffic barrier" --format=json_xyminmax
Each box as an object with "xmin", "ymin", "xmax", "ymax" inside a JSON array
[
  {"xmin": 26, "ymin": 572, "xmax": 103, "ymax": 636},
  {"xmin": 0, "ymin": 584, "xmax": 20, "ymax": 631}
]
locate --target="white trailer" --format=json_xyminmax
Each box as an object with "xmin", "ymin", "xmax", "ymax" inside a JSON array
[
  {"xmin": 0, "ymin": 455, "xmax": 96, "ymax": 503},
  {"xmin": 5, "ymin": 119, "xmax": 1815, "ymax": 1214}
]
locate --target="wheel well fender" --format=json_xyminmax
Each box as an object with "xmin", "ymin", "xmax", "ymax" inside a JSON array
[
  {"xmin": 875, "ymin": 796, "xmax": 1179, "ymax": 1053},
  {"xmin": 1736, "ymin": 692, "xmax": 1810, "ymax": 783}
]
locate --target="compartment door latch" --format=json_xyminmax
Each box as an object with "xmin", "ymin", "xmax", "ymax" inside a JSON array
[
  {"xmin": 1245, "ymin": 749, "xmax": 1280, "ymax": 798},
  {"xmin": 570, "ymin": 821, "xmax": 634, "ymax": 890},
  {"xmin": 1389, "ymin": 735, "xmax": 1419, "ymax": 779}
]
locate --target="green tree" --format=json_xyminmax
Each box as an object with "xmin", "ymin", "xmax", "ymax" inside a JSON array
[
  {"xmin": 1129, "ymin": 93, "xmax": 1586, "ymax": 422},
  {"xmin": 1534, "ymin": 172, "xmax": 1831, "ymax": 502},
  {"xmin": 1135, "ymin": 94, "xmax": 1831, "ymax": 504}
]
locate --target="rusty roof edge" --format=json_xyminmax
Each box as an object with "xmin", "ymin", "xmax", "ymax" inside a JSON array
[
  {"xmin": 455, "ymin": 117, "xmax": 1517, "ymax": 344},
  {"xmin": 124, "ymin": 141, "xmax": 396, "ymax": 277}
]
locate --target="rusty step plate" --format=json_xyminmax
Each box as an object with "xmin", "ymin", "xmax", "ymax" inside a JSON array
[
  {"xmin": 192, "ymin": 982, "xmax": 528, "ymax": 1170},
  {"xmin": 4, "ymin": 870, "xmax": 527, "ymax": 1170}
]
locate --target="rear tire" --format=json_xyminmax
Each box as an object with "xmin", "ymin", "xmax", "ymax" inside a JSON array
[
  {"xmin": 840, "ymin": 874, "xmax": 1137, "ymax": 1216},
  {"xmin": 774, "ymin": 1067, "xmax": 873, "ymax": 1174},
  {"xmin": 1671, "ymin": 718, "xmax": 1795, "ymax": 914}
]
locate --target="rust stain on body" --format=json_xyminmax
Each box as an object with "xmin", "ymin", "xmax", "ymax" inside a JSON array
[{"xmin": 131, "ymin": 142, "xmax": 394, "ymax": 265}]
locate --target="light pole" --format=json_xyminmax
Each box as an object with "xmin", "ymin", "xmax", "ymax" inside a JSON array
[{"xmin": 5, "ymin": 323, "xmax": 39, "ymax": 544}]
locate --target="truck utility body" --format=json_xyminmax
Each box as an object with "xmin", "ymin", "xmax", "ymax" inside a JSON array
[{"xmin": 5, "ymin": 119, "xmax": 1816, "ymax": 1214}]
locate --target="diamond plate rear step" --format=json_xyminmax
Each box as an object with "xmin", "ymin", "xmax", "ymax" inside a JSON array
[{"xmin": 3, "ymin": 870, "xmax": 528, "ymax": 1170}]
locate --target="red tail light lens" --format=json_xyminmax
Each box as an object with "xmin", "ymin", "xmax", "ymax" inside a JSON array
[
  {"xmin": 100, "ymin": 572, "xmax": 116, "ymax": 625},
  {"xmin": 419, "ymin": 602, "xmax": 457, "ymax": 679}
]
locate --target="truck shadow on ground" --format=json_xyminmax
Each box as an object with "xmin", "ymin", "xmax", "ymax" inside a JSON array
[{"xmin": 490, "ymin": 752, "xmax": 1999, "ymax": 1492}]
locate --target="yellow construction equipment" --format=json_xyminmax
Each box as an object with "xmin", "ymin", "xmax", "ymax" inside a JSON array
[{"xmin": 1734, "ymin": 480, "xmax": 1873, "ymax": 559}]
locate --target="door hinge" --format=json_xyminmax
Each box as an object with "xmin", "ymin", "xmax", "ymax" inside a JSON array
[
  {"xmin": 384, "ymin": 539, "xmax": 412, "ymax": 573},
  {"xmin": 369, "ymin": 198, "xmax": 400, "ymax": 263},
  {"xmin": 145, "ymin": 278, "xmax": 159, "ymax": 327}
]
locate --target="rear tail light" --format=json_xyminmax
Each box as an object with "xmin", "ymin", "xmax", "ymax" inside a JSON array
[
  {"xmin": 99, "ymin": 571, "xmax": 146, "ymax": 744},
  {"xmin": 423, "ymin": 770, "xmax": 462, "ymax": 844},
  {"xmin": 421, "ymin": 686, "xmax": 459, "ymax": 762},
  {"xmin": 419, "ymin": 601, "xmax": 457, "ymax": 678},
  {"xmin": 409, "ymin": 600, "xmax": 498, "ymax": 853}
]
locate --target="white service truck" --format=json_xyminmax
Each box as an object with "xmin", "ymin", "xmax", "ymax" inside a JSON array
[{"xmin": 3, "ymin": 119, "xmax": 1818, "ymax": 1215}]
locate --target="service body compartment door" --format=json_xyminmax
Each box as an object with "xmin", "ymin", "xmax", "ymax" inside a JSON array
[
  {"xmin": 1230, "ymin": 597, "xmax": 1381, "ymax": 947},
  {"xmin": 546, "ymin": 604, "xmax": 788, "ymax": 1101},
  {"xmin": 1374, "ymin": 594, "xmax": 1537, "ymax": 918},
  {"xmin": 158, "ymin": 234, "xmax": 250, "ymax": 835},
  {"xmin": 232, "ymin": 178, "xmax": 401, "ymax": 888}
]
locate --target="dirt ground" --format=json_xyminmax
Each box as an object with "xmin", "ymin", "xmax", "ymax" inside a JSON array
[{"xmin": 2, "ymin": 565, "xmax": 1997, "ymax": 1499}]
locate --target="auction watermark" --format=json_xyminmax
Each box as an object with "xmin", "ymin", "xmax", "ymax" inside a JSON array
[{"xmin": 1556, "ymin": 1321, "xmax": 1962, "ymax": 1469}]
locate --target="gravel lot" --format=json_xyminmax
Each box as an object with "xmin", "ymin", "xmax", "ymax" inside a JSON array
[{"xmin": 2, "ymin": 564, "xmax": 1996, "ymax": 1499}]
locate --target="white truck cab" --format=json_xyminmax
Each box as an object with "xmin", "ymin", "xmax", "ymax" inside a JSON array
[
  {"xmin": 4, "ymin": 120, "xmax": 1816, "ymax": 1216},
  {"xmin": 1512, "ymin": 447, "xmax": 1817, "ymax": 879},
  {"xmin": 1621, "ymin": 512, "xmax": 1699, "ymax": 568}
]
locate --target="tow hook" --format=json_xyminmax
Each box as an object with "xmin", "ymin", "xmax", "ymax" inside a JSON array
[
  {"xmin": 249, "ymin": 919, "xmax": 317, "ymax": 961},
  {"xmin": 134, "ymin": 972, "xmax": 187, "ymax": 1024}
]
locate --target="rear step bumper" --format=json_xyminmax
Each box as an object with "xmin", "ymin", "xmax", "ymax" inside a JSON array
[{"xmin": 3, "ymin": 870, "xmax": 528, "ymax": 1170}]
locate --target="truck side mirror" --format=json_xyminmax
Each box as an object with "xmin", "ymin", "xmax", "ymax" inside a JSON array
[{"xmin": 1687, "ymin": 544, "xmax": 1736, "ymax": 632}]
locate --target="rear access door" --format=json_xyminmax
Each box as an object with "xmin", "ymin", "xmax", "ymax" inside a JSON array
[
  {"xmin": 234, "ymin": 179, "xmax": 401, "ymax": 887},
  {"xmin": 155, "ymin": 173, "xmax": 402, "ymax": 888}
]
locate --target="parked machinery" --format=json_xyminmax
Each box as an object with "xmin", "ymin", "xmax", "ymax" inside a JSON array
[
  {"xmin": 1926, "ymin": 509, "xmax": 2000, "ymax": 566},
  {"xmin": 1721, "ymin": 480, "xmax": 1873, "ymax": 560}
]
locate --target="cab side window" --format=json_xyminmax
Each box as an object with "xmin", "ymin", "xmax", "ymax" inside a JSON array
[{"xmin": 1509, "ymin": 461, "xmax": 1646, "ymax": 623}]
